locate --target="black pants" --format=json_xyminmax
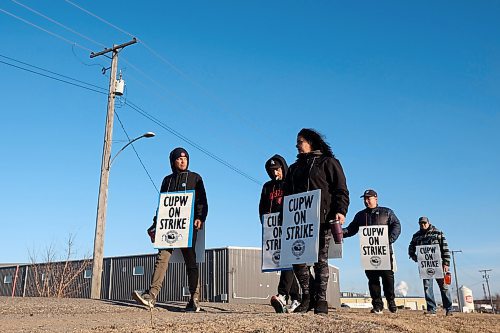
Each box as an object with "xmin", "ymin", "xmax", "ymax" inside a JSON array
[
  {"xmin": 365, "ymin": 270, "xmax": 395, "ymax": 310},
  {"xmin": 293, "ymin": 224, "xmax": 332, "ymax": 301},
  {"xmin": 277, "ymin": 269, "xmax": 300, "ymax": 301}
]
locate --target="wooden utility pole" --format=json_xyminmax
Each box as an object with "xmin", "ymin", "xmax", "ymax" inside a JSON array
[
  {"xmin": 90, "ymin": 38, "xmax": 137, "ymax": 299},
  {"xmin": 451, "ymin": 250, "xmax": 462, "ymax": 311},
  {"xmin": 479, "ymin": 269, "xmax": 494, "ymax": 312}
]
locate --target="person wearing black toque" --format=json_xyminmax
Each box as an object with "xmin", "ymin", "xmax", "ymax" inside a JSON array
[{"xmin": 132, "ymin": 147, "xmax": 208, "ymax": 312}]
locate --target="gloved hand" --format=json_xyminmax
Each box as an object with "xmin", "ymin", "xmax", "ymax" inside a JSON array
[{"xmin": 147, "ymin": 216, "xmax": 157, "ymax": 243}]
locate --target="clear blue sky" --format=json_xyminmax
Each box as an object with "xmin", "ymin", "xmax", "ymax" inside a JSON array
[{"xmin": 1, "ymin": 1, "xmax": 499, "ymax": 299}]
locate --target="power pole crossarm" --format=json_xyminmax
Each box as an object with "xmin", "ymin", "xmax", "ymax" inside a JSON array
[
  {"xmin": 90, "ymin": 38, "xmax": 137, "ymax": 58},
  {"xmin": 90, "ymin": 38, "xmax": 136, "ymax": 300}
]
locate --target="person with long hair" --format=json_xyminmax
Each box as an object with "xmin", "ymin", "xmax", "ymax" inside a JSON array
[{"xmin": 284, "ymin": 128, "xmax": 349, "ymax": 314}]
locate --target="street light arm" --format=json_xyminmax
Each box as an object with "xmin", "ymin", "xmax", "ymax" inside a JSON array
[{"xmin": 108, "ymin": 132, "xmax": 155, "ymax": 169}]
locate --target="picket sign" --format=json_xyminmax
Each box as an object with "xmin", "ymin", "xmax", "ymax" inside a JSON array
[
  {"xmin": 154, "ymin": 191, "xmax": 195, "ymax": 249},
  {"xmin": 279, "ymin": 189, "xmax": 321, "ymax": 267},
  {"xmin": 359, "ymin": 225, "xmax": 391, "ymax": 270},
  {"xmin": 416, "ymin": 244, "xmax": 444, "ymax": 279}
]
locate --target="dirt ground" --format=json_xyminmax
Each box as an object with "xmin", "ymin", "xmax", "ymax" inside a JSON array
[{"xmin": 0, "ymin": 297, "xmax": 499, "ymax": 333}]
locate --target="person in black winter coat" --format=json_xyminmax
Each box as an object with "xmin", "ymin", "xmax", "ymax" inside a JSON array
[
  {"xmin": 284, "ymin": 128, "xmax": 349, "ymax": 315},
  {"xmin": 343, "ymin": 189, "xmax": 401, "ymax": 314},
  {"xmin": 132, "ymin": 147, "xmax": 208, "ymax": 312},
  {"xmin": 259, "ymin": 154, "xmax": 300, "ymax": 313}
]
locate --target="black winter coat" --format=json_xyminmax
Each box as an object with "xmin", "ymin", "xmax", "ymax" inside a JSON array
[
  {"xmin": 343, "ymin": 206, "xmax": 401, "ymax": 254},
  {"xmin": 160, "ymin": 170, "xmax": 208, "ymax": 222},
  {"xmin": 284, "ymin": 151, "xmax": 349, "ymax": 224}
]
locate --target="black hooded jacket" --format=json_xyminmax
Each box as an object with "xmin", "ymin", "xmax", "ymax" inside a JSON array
[
  {"xmin": 259, "ymin": 154, "xmax": 288, "ymax": 217},
  {"xmin": 158, "ymin": 148, "xmax": 208, "ymax": 223},
  {"xmin": 284, "ymin": 151, "xmax": 349, "ymax": 224}
]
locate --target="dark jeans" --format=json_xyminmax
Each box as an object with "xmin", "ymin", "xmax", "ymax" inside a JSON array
[
  {"xmin": 423, "ymin": 278, "xmax": 452, "ymax": 312},
  {"xmin": 149, "ymin": 230, "xmax": 199, "ymax": 299},
  {"xmin": 277, "ymin": 269, "xmax": 300, "ymax": 301},
  {"xmin": 365, "ymin": 270, "xmax": 395, "ymax": 310}
]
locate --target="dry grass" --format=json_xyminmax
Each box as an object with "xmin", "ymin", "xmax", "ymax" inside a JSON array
[{"xmin": 0, "ymin": 297, "xmax": 498, "ymax": 333}]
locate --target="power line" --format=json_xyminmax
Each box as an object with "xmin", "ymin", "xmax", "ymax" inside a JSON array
[
  {"xmin": 0, "ymin": 7, "xmax": 92, "ymax": 52},
  {"xmin": 0, "ymin": 53, "xmax": 262, "ymax": 186},
  {"xmin": 0, "ymin": 54, "xmax": 107, "ymax": 92},
  {"xmin": 64, "ymin": 0, "xmax": 135, "ymax": 38},
  {"xmin": 114, "ymin": 110, "xmax": 159, "ymax": 194},
  {"xmin": 5, "ymin": 2, "xmax": 277, "ymax": 156},
  {"xmin": 62, "ymin": 0, "xmax": 279, "ymax": 144},
  {"xmin": 0, "ymin": 58, "xmax": 107, "ymax": 95},
  {"xmin": 10, "ymin": 0, "xmax": 106, "ymax": 48},
  {"xmin": 125, "ymin": 100, "xmax": 261, "ymax": 185}
]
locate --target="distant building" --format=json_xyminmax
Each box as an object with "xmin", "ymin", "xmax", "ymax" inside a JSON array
[
  {"xmin": 0, "ymin": 247, "xmax": 341, "ymax": 307},
  {"xmin": 340, "ymin": 294, "xmax": 426, "ymax": 310}
]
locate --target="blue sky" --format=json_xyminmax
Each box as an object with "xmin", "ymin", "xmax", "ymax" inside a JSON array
[{"xmin": 1, "ymin": 1, "xmax": 499, "ymax": 299}]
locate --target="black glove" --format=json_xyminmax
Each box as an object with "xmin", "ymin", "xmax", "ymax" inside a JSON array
[{"xmin": 147, "ymin": 216, "xmax": 157, "ymax": 243}]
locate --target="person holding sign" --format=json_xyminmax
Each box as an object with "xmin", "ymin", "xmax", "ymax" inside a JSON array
[
  {"xmin": 259, "ymin": 155, "xmax": 300, "ymax": 313},
  {"xmin": 343, "ymin": 189, "xmax": 401, "ymax": 314},
  {"xmin": 284, "ymin": 128, "xmax": 349, "ymax": 314},
  {"xmin": 133, "ymin": 147, "xmax": 208, "ymax": 312},
  {"xmin": 408, "ymin": 216, "xmax": 453, "ymax": 316}
]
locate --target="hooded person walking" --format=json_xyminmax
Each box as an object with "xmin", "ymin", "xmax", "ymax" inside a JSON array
[
  {"xmin": 259, "ymin": 154, "xmax": 300, "ymax": 313},
  {"xmin": 132, "ymin": 147, "xmax": 208, "ymax": 312}
]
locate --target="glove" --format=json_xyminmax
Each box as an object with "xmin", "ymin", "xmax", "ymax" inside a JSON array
[{"xmin": 147, "ymin": 216, "xmax": 157, "ymax": 243}]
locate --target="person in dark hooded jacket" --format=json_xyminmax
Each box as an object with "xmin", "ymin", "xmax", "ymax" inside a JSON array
[
  {"xmin": 284, "ymin": 128, "xmax": 349, "ymax": 315},
  {"xmin": 259, "ymin": 154, "xmax": 300, "ymax": 313},
  {"xmin": 132, "ymin": 147, "xmax": 208, "ymax": 312}
]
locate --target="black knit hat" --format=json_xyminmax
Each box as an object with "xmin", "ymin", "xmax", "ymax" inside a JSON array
[{"xmin": 169, "ymin": 147, "xmax": 189, "ymax": 171}]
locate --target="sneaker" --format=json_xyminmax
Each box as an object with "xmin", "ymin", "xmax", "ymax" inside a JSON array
[
  {"xmin": 446, "ymin": 310, "xmax": 454, "ymax": 316},
  {"xmin": 185, "ymin": 298, "xmax": 201, "ymax": 312},
  {"xmin": 270, "ymin": 294, "xmax": 286, "ymax": 313},
  {"xmin": 424, "ymin": 311, "xmax": 437, "ymax": 316},
  {"xmin": 314, "ymin": 300, "xmax": 328, "ymax": 315},
  {"xmin": 288, "ymin": 300, "xmax": 300, "ymax": 313},
  {"xmin": 132, "ymin": 290, "xmax": 155, "ymax": 308},
  {"xmin": 293, "ymin": 295, "xmax": 310, "ymax": 313},
  {"xmin": 370, "ymin": 308, "xmax": 383, "ymax": 315}
]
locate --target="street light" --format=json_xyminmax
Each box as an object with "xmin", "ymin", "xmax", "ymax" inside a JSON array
[
  {"xmin": 109, "ymin": 132, "xmax": 155, "ymax": 168},
  {"xmin": 91, "ymin": 132, "xmax": 155, "ymax": 299}
]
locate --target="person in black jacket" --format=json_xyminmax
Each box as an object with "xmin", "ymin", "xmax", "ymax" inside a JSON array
[
  {"xmin": 132, "ymin": 147, "xmax": 208, "ymax": 312},
  {"xmin": 259, "ymin": 154, "xmax": 300, "ymax": 313},
  {"xmin": 284, "ymin": 128, "xmax": 349, "ymax": 315},
  {"xmin": 343, "ymin": 189, "xmax": 401, "ymax": 314}
]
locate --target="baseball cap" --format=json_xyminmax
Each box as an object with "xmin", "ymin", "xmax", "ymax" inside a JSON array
[
  {"xmin": 419, "ymin": 216, "xmax": 430, "ymax": 224},
  {"xmin": 266, "ymin": 158, "xmax": 282, "ymax": 170},
  {"xmin": 360, "ymin": 189, "xmax": 377, "ymax": 198}
]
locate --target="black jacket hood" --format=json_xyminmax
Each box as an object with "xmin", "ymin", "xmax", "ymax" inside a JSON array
[
  {"xmin": 265, "ymin": 154, "xmax": 288, "ymax": 180},
  {"xmin": 169, "ymin": 147, "xmax": 189, "ymax": 173}
]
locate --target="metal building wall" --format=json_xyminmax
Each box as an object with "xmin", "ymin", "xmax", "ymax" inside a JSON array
[
  {"xmin": 0, "ymin": 265, "xmax": 27, "ymax": 297},
  {"xmin": 227, "ymin": 247, "xmax": 281, "ymax": 304},
  {"xmin": 21, "ymin": 261, "xmax": 91, "ymax": 298},
  {"xmin": 225, "ymin": 247, "xmax": 341, "ymax": 307}
]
